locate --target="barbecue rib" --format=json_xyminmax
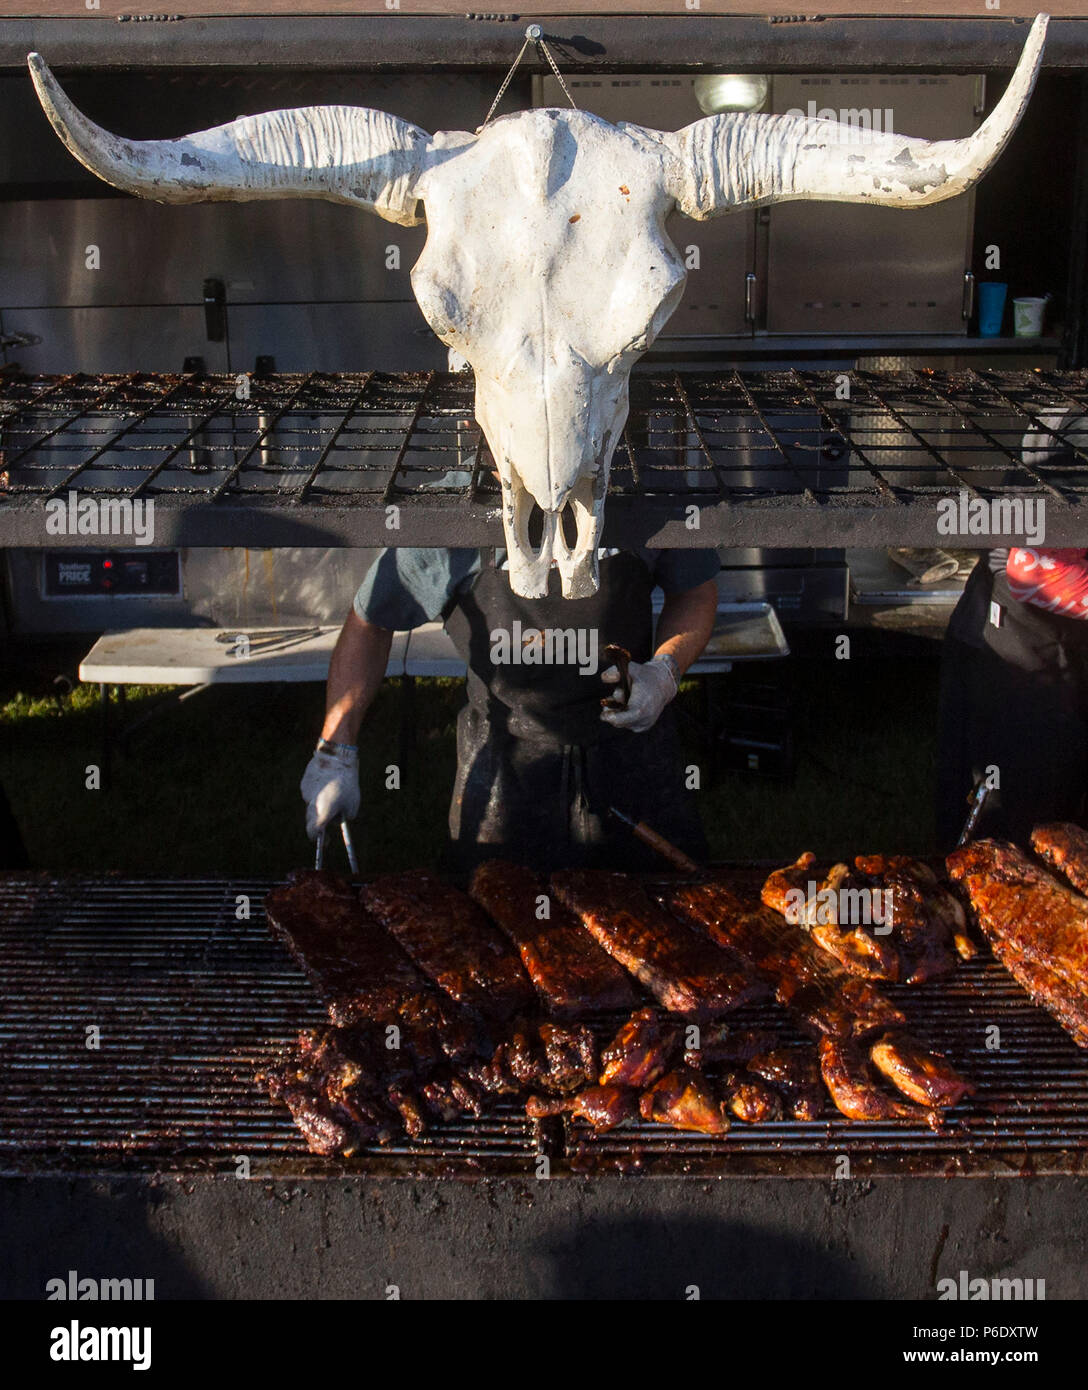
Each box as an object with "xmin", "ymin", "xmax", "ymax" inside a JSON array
[
  {"xmin": 946, "ymin": 839, "xmax": 1088, "ymax": 1047},
  {"xmin": 469, "ymin": 860, "xmax": 638, "ymax": 1017},
  {"xmin": 526, "ymin": 1084, "xmax": 639, "ymax": 1132},
  {"xmin": 470, "ymin": 1019, "xmax": 598, "ymax": 1097},
  {"xmin": 599, "ymin": 1008, "xmax": 682, "ymax": 1088},
  {"xmin": 361, "ymin": 872, "xmax": 535, "ymax": 1021},
  {"xmin": 869, "ymin": 1032, "xmax": 975, "ymax": 1109},
  {"xmin": 659, "ymin": 880, "xmax": 905, "ymax": 1040},
  {"xmin": 551, "ymin": 870, "xmax": 766, "ymax": 1016},
  {"xmin": 640, "ymin": 1067, "xmax": 730, "ymax": 1134},
  {"xmin": 817, "ymin": 1037, "xmax": 940, "ymax": 1127},
  {"xmin": 264, "ymin": 869, "xmax": 430, "ymax": 1025},
  {"xmin": 1032, "ymin": 823, "xmax": 1088, "ymax": 897}
]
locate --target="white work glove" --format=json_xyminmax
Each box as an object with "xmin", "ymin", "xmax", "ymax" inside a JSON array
[
  {"xmin": 600, "ymin": 655, "xmax": 679, "ymax": 733},
  {"xmin": 300, "ymin": 741, "xmax": 361, "ymax": 841}
]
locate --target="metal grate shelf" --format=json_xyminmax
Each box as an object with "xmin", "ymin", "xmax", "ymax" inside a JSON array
[
  {"xmin": 3, "ymin": 368, "xmax": 1088, "ymax": 549},
  {"xmin": 2, "ymin": 874, "xmax": 1087, "ymax": 1179}
]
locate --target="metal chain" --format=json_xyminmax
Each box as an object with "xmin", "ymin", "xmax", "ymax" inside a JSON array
[{"xmin": 478, "ymin": 25, "xmax": 577, "ymax": 131}]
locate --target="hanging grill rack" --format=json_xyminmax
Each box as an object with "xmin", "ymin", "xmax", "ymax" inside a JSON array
[{"xmin": 2, "ymin": 367, "xmax": 1088, "ymax": 548}]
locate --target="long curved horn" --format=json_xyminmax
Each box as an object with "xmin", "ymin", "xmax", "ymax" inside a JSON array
[
  {"xmin": 662, "ymin": 13, "xmax": 1047, "ymax": 217},
  {"xmin": 27, "ymin": 52, "xmax": 430, "ymax": 226}
]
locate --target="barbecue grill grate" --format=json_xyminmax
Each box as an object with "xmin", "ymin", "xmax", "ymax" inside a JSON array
[
  {"xmin": 3, "ymin": 368, "xmax": 1088, "ymax": 548},
  {"xmin": 2, "ymin": 874, "xmax": 1087, "ymax": 1178}
]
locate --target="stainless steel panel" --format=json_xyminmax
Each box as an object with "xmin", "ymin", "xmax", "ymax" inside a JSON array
[
  {"xmin": 0, "ymin": 199, "xmax": 425, "ymax": 309},
  {"xmin": 3, "ymin": 550, "xmax": 193, "ymax": 635},
  {"xmin": 4, "ymin": 546, "xmax": 380, "ymax": 634},
  {"xmin": 181, "ymin": 546, "xmax": 379, "ymax": 628},
  {"xmin": 0, "ymin": 306, "xmax": 229, "ymax": 374},
  {"xmin": 766, "ymin": 75, "xmax": 977, "ymax": 335},
  {"xmin": 535, "ymin": 74, "xmax": 754, "ymax": 337},
  {"xmin": 226, "ymin": 301, "xmax": 442, "ymax": 373}
]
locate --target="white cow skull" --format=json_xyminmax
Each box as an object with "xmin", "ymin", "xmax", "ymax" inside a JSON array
[{"xmin": 29, "ymin": 17, "xmax": 1046, "ymax": 597}]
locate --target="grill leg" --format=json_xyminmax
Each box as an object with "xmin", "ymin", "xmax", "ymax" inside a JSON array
[
  {"xmin": 99, "ymin": 683, "xmax": 111, "ymax": 789},
  {"xmin": 400, "ymin": 674, "xmax": 417, "ymax": 773}
]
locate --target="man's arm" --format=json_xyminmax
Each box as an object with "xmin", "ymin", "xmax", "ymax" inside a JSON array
[
  {"xmin": 301, "ymin": 611, "xmax": 393, "ymax": 841},
  {"xmin": 653, "ymin": 579, "xmax": 719, "ymax": 675},
  {"xmin": 321, "ymin": 611, "xmax": 394, "ymax": 745}
]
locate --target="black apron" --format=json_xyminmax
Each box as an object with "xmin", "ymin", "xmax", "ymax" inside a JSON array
[
  {"xmin": 442, "ymin": 552, "xmax": 708, "ymax": 873},
  {"xmin": 936, "ymin": 555, "xmax": 1088, "ymax": 848}
]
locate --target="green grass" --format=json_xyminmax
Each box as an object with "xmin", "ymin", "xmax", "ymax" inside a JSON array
[{"xmin": 1, "ymin": 631, "xmax": 940, "ymax": 876}]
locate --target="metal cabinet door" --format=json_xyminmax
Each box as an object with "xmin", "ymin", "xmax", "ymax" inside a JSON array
[{"xmin": 766, "ymin": 74, "xmax": 978, "ymax": 335}]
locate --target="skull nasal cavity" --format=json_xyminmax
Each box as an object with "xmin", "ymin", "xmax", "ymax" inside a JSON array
[
  {"xmin": 526, "ymin": 503, "xmax": 545, "ymax": 549},
  {"xmin": 559, "ymin": 501, "xmax": 579, "ymax": 550}
]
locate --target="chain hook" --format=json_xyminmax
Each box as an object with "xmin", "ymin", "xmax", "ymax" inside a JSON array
[{"xmin": 478, "ymin": 24, "xmax": 578, "ymax": 133}]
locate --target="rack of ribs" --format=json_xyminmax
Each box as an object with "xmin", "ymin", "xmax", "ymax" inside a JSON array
[
  {"xmin": 657, "ymin": 879, "xmax": 905, "ymax": 1040},
  {"xmin": 947, "ymin": 839, "xmax": 1088, "ymax": 1048},
  {"xmin": 1032, "ymin": 823, "xmax": 1088, "ymax": 897},
  {"xmin": 550, "ymin": 870, "xmax": 767, "ymax": 1017},
  {"xmin": 264, "ymin": 869, "xmax": 433, "ymax": 1025},
  {"xmin": 360, "ymin": 872, "xmax": 536, "ymax": 1022},
  {"xmin": 469, "ymin": 860, "xmax": 639, "ymax": 1017}
]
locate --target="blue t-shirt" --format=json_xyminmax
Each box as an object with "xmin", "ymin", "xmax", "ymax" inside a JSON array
[{"xmin": 354, "ymin": 547, "xmax": 720, "ymax": 630}]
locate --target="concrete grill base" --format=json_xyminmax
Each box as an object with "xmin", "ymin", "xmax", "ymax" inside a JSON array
[{"xmin": 3, "ymin": 1176, "xmax": 1086, "ymax": 1300}]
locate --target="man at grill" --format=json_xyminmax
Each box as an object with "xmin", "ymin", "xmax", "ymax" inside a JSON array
[
  {"xmin": 301, "ymin": 545, "xmax": 720, "ymax": 871},
  {"xmin": 937, "ymin": 413, "xmax": 1088, "ymax": 848}
]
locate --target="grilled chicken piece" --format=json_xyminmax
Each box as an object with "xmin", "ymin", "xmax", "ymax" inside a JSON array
[
  {"xmin": 683, "ymin": 1023, "xmax": 778, "ymax": 1070},
  {"xmin": 763, "ymin": 856, "xmax": 900, "ymax": 981},
  {"xmin": 761, "ymin": 852, "xmax": 818, "ymax": 918},
  {"xmin": 1032, "ymin": 823, "xmax": 1088, "ymax": 897},
  {"xmin": 818, "ymin": 1037, "xmax": 940, "ymax": 1128},
  {"xmin": 720, "ymin": 1072, "xmax": 783, "ymax": 1123},
  {"xmin": 869, "ymin": 1032, "xmax": 975, "ymax": 1109},
  {"xmin": 639, "ymin": 1067, "xmax": 730, "ymax": 1134},
  {"xmin": 747, "ymin": 1047, "xmax": 824, "ymax": 1121},
  {"xmin": 526, "ymin": 1084, "xmax": 639, "ymax": 1132},
  {"xmin": 599, "ymin": 1008, "xmax": 682, "ymax": 1088},
  {"xmin": 763, "ymin": 855, "xmax": 897, "ymax": 969},
  {"xmin": 809, "ymin": 863, "xmax": 902, "ymax": 980},
  {"xmin": 853, "ymin": 855, "xmax": 962, "ymax": 984}
]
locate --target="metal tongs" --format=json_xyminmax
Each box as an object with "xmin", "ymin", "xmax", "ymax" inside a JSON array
[
  {"xmin": 315, "ymin": 815, "xmax": 359, "ymax": 875},
  {"xmin": 957, "ymin": 778, "xmax": 993, "ymax": 848}
]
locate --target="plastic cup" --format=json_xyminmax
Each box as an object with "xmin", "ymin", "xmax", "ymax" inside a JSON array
[
  {"xmin": 1013, "ymin": 296, "xmax": 1048, "ymax": 337},
  {"xmin": 977, "ymin": 282, "xmax": 1008, "ymax": 337}
]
